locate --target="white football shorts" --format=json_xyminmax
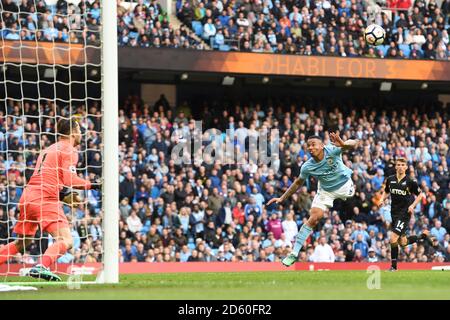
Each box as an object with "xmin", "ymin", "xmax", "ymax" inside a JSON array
[{"xmin": 311, "ymin": 179, "xmax": 355, "ymax": 211}]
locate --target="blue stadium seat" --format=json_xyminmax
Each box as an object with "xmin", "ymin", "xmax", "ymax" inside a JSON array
[
  {"xmin": 375, "ymin": 45, "xmax": 383, "ymax": 55},
  {"xmin": 399, "ymin": 44, "xmax": 411, "ymax": 57},
  {"xmin": 379, "ymin": 45, "xmax": 389, "ymax": 56},
  {"xmin": 48, "ymin": 4, "xmax": 57, "ymax": 15},
  {"xmin": 210, "ymin": 36, "xmax": 218, "ymax": 49},
  {"xmin": 393, "ymin": 15, "xmax": 400, "ymax": 26},
  {"xmin": 188, "ymin": 243, "xmax": 196, "ymax": 250},
  {"xmin": 192, "ymin": 21, "xmax": 203, "ymax": 36},
  {"xmin": 129, "ymin": 31, "xmax": 139, "ymax": 39},
  {"xmin": 219, "ymin": 44, "xmax": 230, "ymax": 51}
]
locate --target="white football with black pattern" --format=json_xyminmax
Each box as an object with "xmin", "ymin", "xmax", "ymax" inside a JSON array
[{"xmin": 364, "ymin": 24, "xmax": 386, "ymax": 46}]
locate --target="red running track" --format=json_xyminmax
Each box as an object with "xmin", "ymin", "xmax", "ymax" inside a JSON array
[{"xmin": 1, "ymin": 262, "xmax": 450, "ymax": 276}]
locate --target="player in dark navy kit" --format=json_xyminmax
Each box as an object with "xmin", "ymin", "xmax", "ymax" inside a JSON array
[{"xmin": 380, "ymin": 157, "xmax": 429, "ymax": 271}]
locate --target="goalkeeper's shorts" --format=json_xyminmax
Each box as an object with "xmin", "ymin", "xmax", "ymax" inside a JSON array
[{"xmin": 13, "ymin": 199, "xmax": 69, "ymax": 236}]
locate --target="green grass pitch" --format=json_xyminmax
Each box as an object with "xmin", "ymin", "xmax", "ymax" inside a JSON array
[{"xmin": 1, "ymin": 271, "xmax": 450, "ymax": 299}]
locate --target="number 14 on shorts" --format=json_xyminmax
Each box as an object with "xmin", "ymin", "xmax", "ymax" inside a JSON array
[{"xmin": 395, "ymin": 220, "xmax": 405, "ymax": 232}]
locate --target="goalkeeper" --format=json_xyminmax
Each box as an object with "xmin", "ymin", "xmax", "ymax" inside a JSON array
[{"xmin": 0, "ymin": 119, "xmax": 100, "ymax": 281}]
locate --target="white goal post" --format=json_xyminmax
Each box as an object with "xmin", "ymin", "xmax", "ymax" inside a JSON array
[{"xmin": 101, "ymin": 0, "xmax": 120, "ymax": 284}]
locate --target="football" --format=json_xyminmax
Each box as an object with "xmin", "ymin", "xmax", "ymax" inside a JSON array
[{"xmin": 364, "ymin": 24, "xmax": 386, "ymax": 46}]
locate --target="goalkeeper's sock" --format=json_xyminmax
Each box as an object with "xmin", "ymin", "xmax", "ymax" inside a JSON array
[
  {"xmin": 390, "ymin": 242, "xmax": 399, "ymax": 269},
  {"xmin": 41, "ymin": 241, "xmax": 68, "ymax": 268},
  {"xmin": 0, "ymin": 242, "xmax": 19, "ymax": 265},
  {"xmin": 292, "ymin": 224, "xmax": 313, "ymax": 256}
]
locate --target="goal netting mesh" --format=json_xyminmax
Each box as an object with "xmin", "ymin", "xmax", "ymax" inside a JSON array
[{"xmin": 0, "ymin": 0, "xmax": 104, "ymax": 283}]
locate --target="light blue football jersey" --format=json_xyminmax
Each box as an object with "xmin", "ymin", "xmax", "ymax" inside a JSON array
[{"xmin": 299, "ymin": 145, "xmax": 352, "ymax": 192}]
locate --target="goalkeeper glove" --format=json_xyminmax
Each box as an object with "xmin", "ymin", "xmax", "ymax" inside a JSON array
[
  {"xmin": 59, "ymin": 187, "xmax": 71, "ymax": 200},
  {"xmin": 59, "ymin": 187, "xmax": 82, "ymax": 208}
]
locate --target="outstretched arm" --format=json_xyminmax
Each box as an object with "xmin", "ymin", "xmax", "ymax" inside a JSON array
[
  {"xmin": 330, "ymin": 132, "xmax": 359, "ymax": 151},
  {"xmin": 408, "ymin": 192, "xmax": 424, "ymax": 215},
  {"xmin": 376, "ymin": 182, "xmax": 391, "ymax": 209},
  {"xmin": 267, "ymin": 177, "xmax": 304, "ymax": 206}
]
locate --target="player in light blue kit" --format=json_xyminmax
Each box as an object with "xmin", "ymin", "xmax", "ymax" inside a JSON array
[{"xmin": 267, "ymin": 133, "xmax": 359, "ymax": 267}]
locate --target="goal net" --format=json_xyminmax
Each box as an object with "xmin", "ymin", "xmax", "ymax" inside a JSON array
[{"xmin": 0, "ymin": 0, "xmax": 118, "ymax": 284}]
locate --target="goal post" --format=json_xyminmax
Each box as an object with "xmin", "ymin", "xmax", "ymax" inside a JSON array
[{"xmin": 101, "ymin": 0, "xmax": 119, "ymax": 284}]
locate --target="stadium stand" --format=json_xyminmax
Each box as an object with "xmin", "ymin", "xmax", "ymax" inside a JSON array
[
  {"xmin": 0, "ymin": 0, "xmax": 448, "ymax": 59},
  {"xmin": 173, "ymin": 0, "xmax": 450, "ymax": 59},
  {"xmin": 112, "ymin": 94, "xmax": 449, "ymax": 263},
  {"xmin": 1, "ymin": 93, "xmax": 449, "ymax": 264}
]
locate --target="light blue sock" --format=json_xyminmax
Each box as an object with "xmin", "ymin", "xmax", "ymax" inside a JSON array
[{"xmin": 293, "ymin": 224, "xmax": 313, "ymax": 256}]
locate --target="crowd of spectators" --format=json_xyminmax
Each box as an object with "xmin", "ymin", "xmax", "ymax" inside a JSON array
[
  {"xmin": 113, "ymin": 93, "xmax": 450, "ymax": 263},
  {"xmin": 117, "ymin": 0, "xmax": 205, "ymax": 49},
  {"xmin": 0, "ymin": 0, "xmax": 204, "ymax": 50},
  {"xmin": 0, "ymin": 0, "xmax": 101, "ymax": 45},
  {"xmin": 1, "ymin": 0, "xmax": 448, "ymax": 59},
  {"xmin": 177, "ymin": 0, "xmax": 450, "ymax": 59},
  {"xmin": 1, "ymin": 92, "xmax": 450, "ymax": 265}
]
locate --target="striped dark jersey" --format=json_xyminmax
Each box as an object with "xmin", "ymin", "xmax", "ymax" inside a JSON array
[{"xmin": 384, "ymin": 175, "xmax": 421, "ymax": 215}]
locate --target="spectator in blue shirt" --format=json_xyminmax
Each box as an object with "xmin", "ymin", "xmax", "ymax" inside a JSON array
[
  {"xmin": 213, "ymin": 29, "xmax": 225, "ymax": 48},
  {"xmin": 425, "ymin": 194, "xmax": 443, "ymax": 220},
  {"xmin": 244, "ymin": 197, "xmax": 262, "ymax": 219},
  {"xmin": 262, "ymin": 232, "xmax": 275, "ymax": 248},
  {"xmin": 135, "ymin": 243, "xmax": 147, "ymax": 262},
  {"xmin": 279, "ymin": 175, "xmax": 292, "ymax": 191},
  {"xmin": 371, "ymin": 169, "xmax": 384, "ymax": 191},
  {"xmin": 353, "ymin": 234, "xmax": 369, "ymax": 258},
  {"xmin": 246, "ymin": 178, "xmax": 261, "ymax": 194},
  {"xmin": 351, "ymin": 223, "xmax": 370, "ymax": 243},
  {"xmin": 209, "ymin": 169, "xmax": 221, "ymax": 189},
  {"xmin": 89, "ymin": 2, "xmax": 101, "ymax": 21},
  {"xmin": 431, "ymin": 220, "xmax": 447, "ymax": 243},
  {"xmin": 135, "ymin": 185, "xmax": 150, "ymax": 203},
  {"xmin": 5, "ymin": 26, "xmax": 20, "ymax": 40},
  {"xmin": 43, "ymin": 22, "xmax": 59, "ymax": 40},
  {"xmin": 89, "ymin": 217, "xmax": 103, "ymax": 241},
  {"xmin": 218, "ymin": 10, "xmax": 230, "ymax": 27},
  {"xmin": 26, "ymin": 16, "xmax": 36, "ymax": 31},
  {"xmin": 180, "ymin": 245, "xmax": 191, "ymax": 262},
  {"xmin": 338, "ymin": 1, "xmax": 351, "ymax": 16},
  {"xmin": 250, "ymin": 187, "xmax": 265, "ymax": 209},
  {"xmin": 202, "ymin": 18, "xmax": 216, "ymax": 41},
  {"xmin": 20, "ymin": 29, "xmax": 34, "ymax": 41},
  {"xmin": 121, "ymin": 239, "xmax": 138, "ymax": 262}
]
